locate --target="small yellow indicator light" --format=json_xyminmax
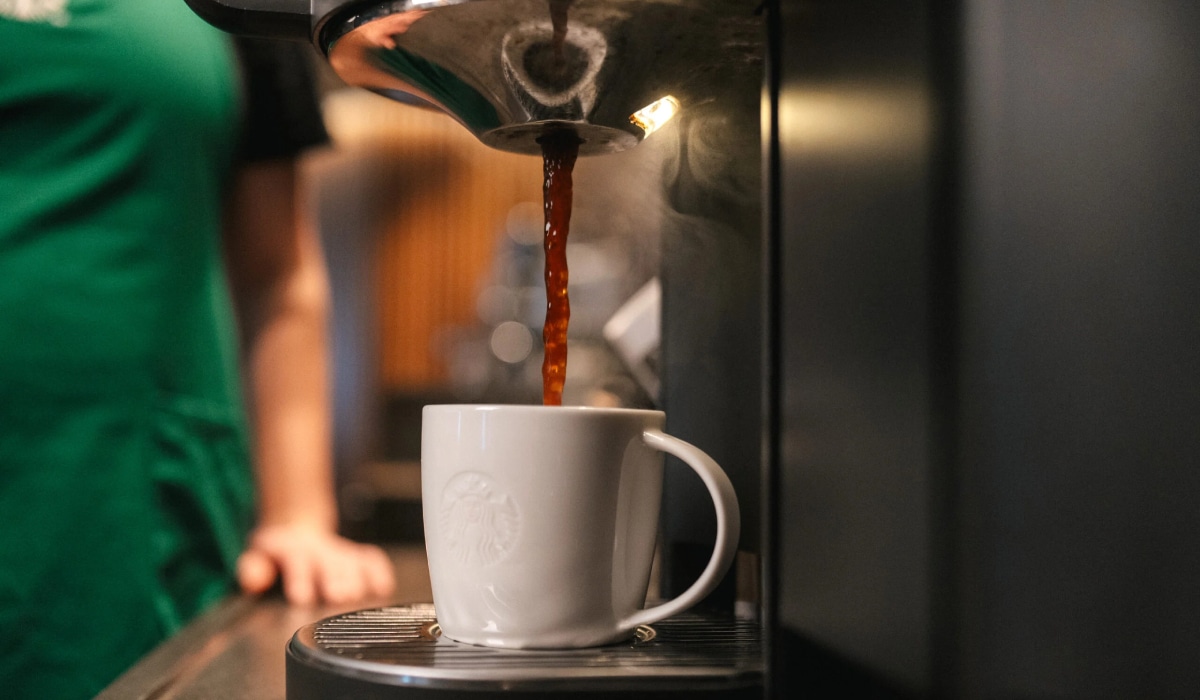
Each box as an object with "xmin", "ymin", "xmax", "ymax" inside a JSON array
[{"xmin": 629, "ymin": 95, "xmax": 681, "ymax": 137}]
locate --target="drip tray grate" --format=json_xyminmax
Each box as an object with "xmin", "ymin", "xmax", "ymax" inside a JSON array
[{"xmin": 287, "ymin": 604, "xmax": 763, "ymax": 696}]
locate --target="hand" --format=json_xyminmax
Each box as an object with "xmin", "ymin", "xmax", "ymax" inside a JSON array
[{"xmin": 236, "ymin": 524, "xmax": 396, "ymax": 606}]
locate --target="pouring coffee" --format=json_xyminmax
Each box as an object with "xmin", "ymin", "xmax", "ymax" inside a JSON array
[
  {"xmin": 185, "ymin": 0, "xmax": 689, "ymax": 403},
  {"xmin": 182, "ymin": 0, "xmax": 752, "ymax": 680}
]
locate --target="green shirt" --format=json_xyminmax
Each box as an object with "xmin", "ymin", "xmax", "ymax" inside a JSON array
[{"xmin": 0, "ymin": 1, "xmax": 255, "ymax": 696}]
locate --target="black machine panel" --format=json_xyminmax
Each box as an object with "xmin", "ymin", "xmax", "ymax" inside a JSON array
[{"xmin": 767, "ymin": 1, "xmax": 1200, "ymax": 697}]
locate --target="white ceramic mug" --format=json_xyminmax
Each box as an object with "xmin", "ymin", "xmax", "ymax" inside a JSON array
[{"xmin": 421, "ymin": 404, "xmax": 740, "ymax": 649}]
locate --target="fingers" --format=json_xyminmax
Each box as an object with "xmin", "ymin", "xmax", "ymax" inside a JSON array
[
  {"xmin": 236, "ymin": 548, "xmax": 279, "ymax": 595},
  {"xmin": 278, "ymin": 549, "xmax": 319, "ymax": 607},
  {"xmin": 314, "ymin": 549, "xmax": 364, "ymax": 605},
  {"xmin": 312, "ymin": 543, "xmax": 395, "ymax": 605},
  {"xmin": 240, "ymin": 527, "xmax": 396, "ymax": 607},
  {"xmin": 363, "ymin": 544, "xmax": 397, "ymax": 599}
]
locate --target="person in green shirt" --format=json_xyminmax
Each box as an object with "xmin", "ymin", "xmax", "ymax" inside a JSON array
[{"xmin": 0, "ymin": 2, "xmax": 397, "ymax": 697}]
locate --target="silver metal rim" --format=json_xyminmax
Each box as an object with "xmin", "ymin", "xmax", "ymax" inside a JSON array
[{"xmin": 288, "ymin": 604, "xmax": 764, "ymax": 691}]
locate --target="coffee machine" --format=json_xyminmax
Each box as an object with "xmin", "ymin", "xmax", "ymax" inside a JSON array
[
  {"xmin": 185, "ymin": 1, "xmax": 1200, "ymax": 698},
  {"xmin": 184, "ymin": 0, "xmax": 767, "ymax": 697}
]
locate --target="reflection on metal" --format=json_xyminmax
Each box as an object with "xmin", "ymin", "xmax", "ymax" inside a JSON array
[
  {"xmin": 501, "ymin": 21, "xmax": 608, "ymax": 119},
  {"xmin": 630, "ymin": 95, "xmax": 681, "ymax": 137},
  {"xmin": 289, "ymin": 604, "xmax": 763, "ymax": 692},
  {"xmin": 184, "ymin": 0, "xmax": 762, "ymax": 156},
  {"xmin": 314, "ymin": 0, "xmax": 753, "ymax": 156},
  {"xmin": 322, "ymin": 0, "xmax": 668, "ymax": 155}
]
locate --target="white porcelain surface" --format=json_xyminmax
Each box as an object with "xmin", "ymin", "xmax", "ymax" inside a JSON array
[{"xmin": 421, "ymin": 405, "xmax": 740, "ymax": 649}]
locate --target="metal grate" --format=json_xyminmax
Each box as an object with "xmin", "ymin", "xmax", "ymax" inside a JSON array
[{"xmin": 290, "ymin": 604, "xmax": 763, "ymax": 691}]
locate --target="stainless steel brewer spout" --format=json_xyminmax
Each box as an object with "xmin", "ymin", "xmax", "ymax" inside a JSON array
[{"xmin": 184, "ymin": 0, "xmax": 761, "ymax": 155}]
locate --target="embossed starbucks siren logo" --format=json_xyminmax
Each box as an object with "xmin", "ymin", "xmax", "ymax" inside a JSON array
[{"xmin": 440, "ymin": 472, "xmax": 520, "ymax": 566}]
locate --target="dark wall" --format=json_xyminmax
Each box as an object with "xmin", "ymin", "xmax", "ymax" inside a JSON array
[
  {"xmin": 769, "ymin": 0, "xmax": 942, "ymax": 691},
  {"xmin": 954, "ymin": 2, "xmax": 1200, "ymax": 697},
  {"xmin": 770, "ymin": 1, "xmax": 1200, "ymax": 697}
]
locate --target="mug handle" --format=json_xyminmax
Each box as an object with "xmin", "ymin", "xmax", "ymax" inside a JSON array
[{"xmin": 618, "ymin": 428, "xmax": 741, "ymax": 633}]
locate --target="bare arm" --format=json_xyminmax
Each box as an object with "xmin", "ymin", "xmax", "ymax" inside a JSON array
[{"xmin": 223, "ymin": 159, "xmax": 394, "ymax": 606}]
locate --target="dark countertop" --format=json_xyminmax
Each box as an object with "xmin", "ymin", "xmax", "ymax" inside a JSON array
[{"xmin": 96, "ymin": 545, "xmax": 433, "ymax": 700}]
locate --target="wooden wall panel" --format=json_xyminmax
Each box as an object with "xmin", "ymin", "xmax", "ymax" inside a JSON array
[{"xmin": 323, "ymin": 91, "xmax": 542, "ymax": 392}]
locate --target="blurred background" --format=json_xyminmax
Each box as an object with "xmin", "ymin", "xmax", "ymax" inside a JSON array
[{"xmin": 301, "ymin": 70, "xmax": 672, "ymax": 544}]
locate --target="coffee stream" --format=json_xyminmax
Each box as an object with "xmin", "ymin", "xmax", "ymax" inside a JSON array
[
  {"xmin": 538, "ymin": 0, "xmax": 580, "ymax": 406},
  {"xmin": 539, "ymin": 131, "xmax": 579, "ymax": 405}
]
